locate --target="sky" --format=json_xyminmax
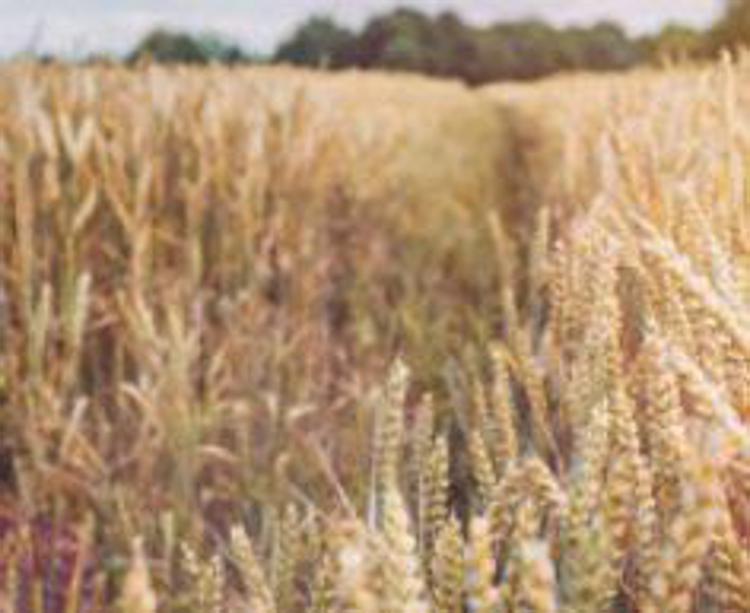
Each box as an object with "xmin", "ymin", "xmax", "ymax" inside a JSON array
[{"xmin": 0, "ymin": 0, "xmax": 725, "ymax": 58}]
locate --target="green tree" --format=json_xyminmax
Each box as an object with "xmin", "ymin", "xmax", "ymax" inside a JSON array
[
  {"xmin": 274, "ymin": 16, "xmax": 354, "ymax": 67},
  {"xmin": 476, "ymin": 21, "xmax": 569, "ymax": 81},
  {"xmin": 196, "ymin": 33, "xmax": 247, "ymax": 64},
  {"xmin": 269, "ymin": 8, "xmax": 650, "ymax": 84},
  {"xmin": 350, "ymin": 8, "xmax": 435, "ymax": 70},
  {"xmin": 129, "ymin": 30, "xmax": 248, "ymax": 65},
  {"xmin": 129, "ymin": 29, "xmax": 209, "ymax": 64},
  {"xmin": 575, "ymin": 22, "xmax": 643, "ymax": 70},
  {"xmin": 431, "ymin": 12, "xmax": 481, "ymax": 81}
]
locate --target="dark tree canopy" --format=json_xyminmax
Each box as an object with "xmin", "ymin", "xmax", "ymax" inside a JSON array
[
  {"xmin": 121, "ymin": 2, "xmax": 747, "ymax": 83},
  {"xmin": 274, "ymin": 17, "xmax": 355, "ymax": 67},
  {"xmin": 129, "ymin": 29, "xmax": 247, "ymax": 64},
  {"xmin": 130, "ymin": 30, "xmax": 208, "ymax": 64},
  {"xmin": 270, "ymin": 10, "xmax": 646, "ymax": 83}
]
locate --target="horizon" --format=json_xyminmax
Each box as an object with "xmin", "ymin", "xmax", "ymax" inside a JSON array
[{"xmin": 0, "ymin": 0, "xmax": 723, "ymax": 58}]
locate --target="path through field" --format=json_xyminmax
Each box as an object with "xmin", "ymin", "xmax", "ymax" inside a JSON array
[{"xmin": 0, "ymin": 62, "xmax": 749, "ymax": 611}]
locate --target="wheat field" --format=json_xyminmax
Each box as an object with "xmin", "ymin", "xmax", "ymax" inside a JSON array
[{"xmin": 0, "ymin": 56, "xmax": 749, "ymax": 612}]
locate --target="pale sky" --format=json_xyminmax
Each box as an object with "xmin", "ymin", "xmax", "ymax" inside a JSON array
[{"xmin": 0, "ymin": 0, "xmax": 725, "ymax": 57}]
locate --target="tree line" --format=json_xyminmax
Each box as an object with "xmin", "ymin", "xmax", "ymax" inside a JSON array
[{"xmin": 121, "ymin": 1, "xmax": 749, "ymax": 83}]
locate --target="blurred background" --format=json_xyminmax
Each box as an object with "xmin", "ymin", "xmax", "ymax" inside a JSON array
[{"xmin": 2, "ymin": 1, "xmax": 746, "ymax": 82}]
